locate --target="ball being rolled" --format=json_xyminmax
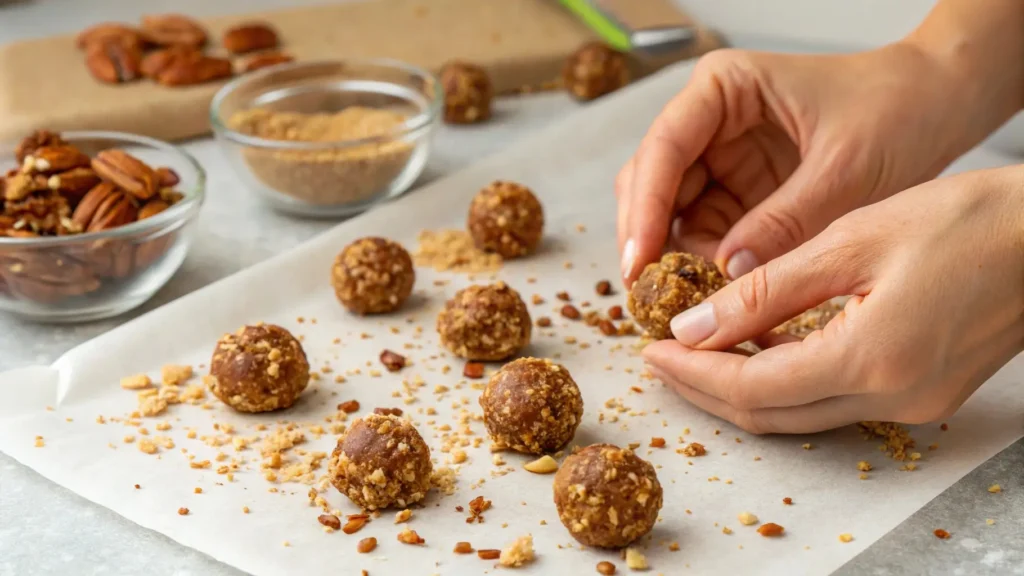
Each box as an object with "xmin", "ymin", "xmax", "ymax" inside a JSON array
[{"xmin": 627, "ymin": 252, "xmax": 727, "ymax": 340}]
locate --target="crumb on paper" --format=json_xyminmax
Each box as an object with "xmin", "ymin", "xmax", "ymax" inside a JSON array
[
  {"xmin": 121, "ymin": 374, "xmax": 152, "ymax": 390},
  {"xmin": 839, "ymin": 533, "xmax": 854, "ymax": 543},
  {"xmin": 414, "ymin": 229, "xmax": 502, "ymax": 273},
  {"xmin": 624, "ymin": 547, "xmax": 647, "ymax": 570},
  {"xmin": 499, "ymin": 534, "xmax": 535, "ymax": 567},
  {"xmin": 737, "ymin": 512, "xmax": 758, "ymax": 526},
  {"xmin": 934, "ymin": 529, "xmax": 951, "ymax": 539},
  {"xmin": 161, "ymin": 364, "xmax": 193, "ymax": 386},
  {"xmin": 988, "ymin": 484, "xmax": 1002, "ymax": 493},
  {"xmin": 395, "ymin": 509, "xmax": 412, "ymax": 524}
]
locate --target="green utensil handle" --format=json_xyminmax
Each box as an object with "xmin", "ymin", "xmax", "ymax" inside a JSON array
[{"xmin": 558, "ymin": 0, "xmax": 632, "ymax": 52}]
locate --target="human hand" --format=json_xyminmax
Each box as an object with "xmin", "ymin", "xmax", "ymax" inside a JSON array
[
  {"xmin": 616, "ymin": 43, "xmax": 981, "ymax": 287},
  {"xmin": 642, "ymin": 165, "xmax": 1024, "ymax": 434}
]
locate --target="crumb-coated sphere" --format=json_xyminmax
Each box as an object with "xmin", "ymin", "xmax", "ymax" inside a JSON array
[
  {"xmin": 330, "ymin": 413, "xmax": 433, "ymax": 510},
  {"xmin": 436, "ymin": 282, "xmax": 531, "ymax": 361},
  {"xmin": 627, "ymin": 252, "xmax": 727, "ymax": 340},
  {"xmin": 480, "ymin": 358, "xmax": 583, "ymax": 454},
  {"xmin": 331, "ymin": 237, "xmax": 415, "ymax": 315},
  {"xmin": 553, "ymin": 444, "xmax": 663, "ymax": 548},
  {"xmin": 440, "ymin": 61, "xmax": 493, "ymax": 124},
  {"xmin": 563, "ymin": 42, "xmax": 630, "ymax": 102},
  {"xmin": 467, "ymin": 181, "xmax": 544, "ymax": 258},
  {"xmin": 208, "ymin": 323, "xmax": 310, "ymax": 413}
]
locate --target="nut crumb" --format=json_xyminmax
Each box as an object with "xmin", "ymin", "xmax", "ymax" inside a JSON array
[
  {"xmin": 463, "ymin": 362, "xmax": 485, "ymax": 379},
  {"xmin": 737, "ymin": 512, "xmax": 758, "ymax": 526},
  {"xmin": 318, "ymin": 514, "xmax": 341, "ymax": 530},
  {"xmin": 857, "ymin": 461, "xmax": 872, "ymax": 472},
  {"xmin": 454, "ymin": 541, "xmax": 474, "ymax": 554},
  {"xmin": 478, "ymin": 549, "xmax": 501, "ymax": 560},
  {"xmin": 177, "ymin": 507, "xmax": 189, "ymax": 516},
  {"xmin": 649, "ymin": 437, "xmax": 665, "ymax": 448},
  {"xmin": 757, "ymin": 523, "xmax": 784, "ymax": 537},
  {"xmin": 397, "ymin": 528, "xmax": 425, "ymax": 545},
  {"xmin": 597, "ymin": 560, "xmax": 617, "ymax": 575},
  {"xmin": 499, "ymin": 534, "xmax": 534, "ymax": 567},
  {"xmin": 523, "ymin": 455, "xmax": 558, "ymax": 474},
  {"xmin": 395, "ymin": 509, "xmax": 412, "ymax": 524},
  {"xmin": 121, "ymin": 374, "xmax": 152, "ymax": 390},
  {"xmin": 357, "ymin": 537, "xmax": 378, "ymax": 553},
  {"xmin": 988, "ymin": 484, "xmax": 1002, "ymax": 493},
  {"xmin": 934, "ymin": 528, "xmax": 951, "ymax": 539},
  {"xmin": 838, "ymin": 533, "xmax": 854, "ymax": 543},
  {"xmin": 624, "ymin": 547, "xmax": 647, "ymax": 570},
  {"xmin": 782, "ymin": 497, "xmax": 793, "ymax": 505}
]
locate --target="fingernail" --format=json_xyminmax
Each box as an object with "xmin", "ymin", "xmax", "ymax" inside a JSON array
[
  {"xmin": 726, "ymin": 249, "xmax": 759, "ymax": 279},
  {"xmin": 621, "ymin": 238, "xmax": 637, "ymax": 282},
  {"xmin": 644, "ymin": 363, "xmax": 668, "ymax": 383},
  {"xmin": 670, "ymin": 302, "xmax": 717, "ymax": 346}
]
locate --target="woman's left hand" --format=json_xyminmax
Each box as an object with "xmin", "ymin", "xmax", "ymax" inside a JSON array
[{"xmin": 643, "ymin": 165, "xmax": 1024, "ymax": 434}]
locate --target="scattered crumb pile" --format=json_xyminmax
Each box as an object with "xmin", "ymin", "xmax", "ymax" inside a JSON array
[
  {"xmin": 414, "ymin": 229, "xmax": 503, "ymax": 273},
  {"xmin": 857, "ymin": 421, "xmax": 916, "ymax": 461}
]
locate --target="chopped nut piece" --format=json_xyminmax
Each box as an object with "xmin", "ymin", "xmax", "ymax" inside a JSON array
[
  {"xmin": 940, "ymin": 423, "xmax": 948, "ymax": 431},
  {"xmin": 737, "ymin": 512, "xmax": 759, "ymax": 526},
  {"xmin": 161, "ymin": 364, "xmax": 193, "ymax": 386},
  {"xmin": 397, "ymin": 528, "xmax": 425, "ymax": 545},
  {"xmin": 499, "ymin": 534, "xmax": 535, "ymax": 567},
  {"xmin": 757, "ymin": 523, "xmax": 784, "ymax": 537},
  {"xmin": 607, "ymin": 305, "xmax": 624, "ymax": 320},
  {"xmin": 536, "ymin": 317, "xmax": 552, "ymax": 327},
  {"xmin": 556, "ymin": 291, "xmax": 571, "ymax": 301},
  {"xmin": 478, "ymin": 549, "xmax": 501, "ymax": 560},
  {"xmin": 801, "ymin": 443, "xmax": 812, "ymax": 450},
  {"xmin": 598, "ymin": 320, "xmax": 617, "ymax": 336},
  {"xmin": 380, "ymin": 349, "xmax": 407, "ymax": 372},
  {"xmin": 452, "ymin": 449, "xmax": 468, "ymax": 464},
  {"xmin": 342, "ymin": 515, "xmax": 368, "ymax": 534},
  {"xmin": 988, "ymin": 484, "xmax": 1002, "ymax": 493},
  {"xmin": 121, "ymin": 374, "xmax": 152, "ymax": 390},
  {"xmin": 782, "ymin": 497, "xmax": 793, "ymax": 505},
  {"xmin": 857, "ymin": 461, "xmax": 872, "ymax": 472},
  {"xmin": 318, "ymin": 514, "xmax": 341, "ymax": 530},
  {"xmin": 624, "ymin": 547, "xmax": 647, "ymax": 570},
  {"xmin": 177, "ymin": 507, "xmax": 189, "ymax": 516},
  {"xmin": 934, "ymin": 528, "xmax": 951, "ymax": 539},
  {"xmin": 138, "ymin": 438, "xmax": 158, "ymax": 454},
  {"xmin": 681, "ymin": 442, "xmax": 706, "ymax": 457},
  {"xmin": 649, "ymin": 437, "xmax": 666, "ymax": 448},
  {"xmin": 561, "ymin": 304, "xmax": 581, "ymax": 319},
  {"xmin": 357, "ymin": 537, "xmax": 378, "ymax": 553},
  {"xmin": 986, "ymin": 519, "xmax": 995, "ymax": 526},
  {"xmin": 722, "ymin": 527, "xmax": 733, "ymax": 535},
  {"xmin": 463, "ymin": 362, "xmax": 485, "ymax": 379},
  {"xmin": 523, "ymin": 455, "xmax": 559, "ymax": 474},
  {"xmin": 838, "ymin": 533, "xmax": 854, "ymax": 543},
  {"xmin": 595, "ymin": 280, "xmax": 612, "ymax": 296},
  {"xmin": 597, "ymin": 561, "xmax": 617, "ymax": 575},
  {"xmin": 395, "ymin": 509, "xmax": 412, "ymax": 524},
  {"xmin": 338, "ymin": 400, "xmax": 360, "ymax": 413},
  {"xmin": 454, "ymin": 541, "xmax": 474, "ymax": 554}
]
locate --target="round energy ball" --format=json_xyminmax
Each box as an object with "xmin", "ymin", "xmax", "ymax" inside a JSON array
[
  {"xmin": 563, "ymin": 42, "xmax": 630, "ymax": 102},
  {"xmin": 467, "ymin": 181, "xmax": 544, "ymax": 258},
  {"xmin": 553, "ymin": 444, "xmax": 663, "ymax": 548},
  {"xmin": 208, "ymin": 323, "xmax": 310, "ymax": 413},
  {"xmin": 436, "ymin": 282, "xmax": 531, "ymax": 361},
  {"xmin": 627, "ymin": 252, "xmax": 727, "ymax": 340},
  {"xmin": 331, "ymin": 237, "xmax": 415, "ymax": 315},
  {"xmin": 329, "ymin": 413, "xmax": 433, "ymax": 510},
  {"xmin": 480, "ymin": 358, "xmax": 583, "ymax": 454},
  {"xmin": 440, "ymin": 60, "xmax": 493, "ymax": 124}
]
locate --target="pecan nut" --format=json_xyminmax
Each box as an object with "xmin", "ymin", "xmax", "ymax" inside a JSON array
[
  {"xmin": 0, "ymin": 251, "xmax": 100, "ymax": 303},
  {"xmin": 3, "ymin": 191, "xmax": 74, "ymax": 235},
  {"xmin": 222, "ymin": 23, "xmax": 279, "ymax": 54},
  {"xmin": 86, "ymin": 42, "xmax": 142, "ymax": 83},
  {"xmin": 91, "ymin": 150, "xmax": 158, "ymax": 200},
  {"xmin": 140, "ymin": 14, "xmax": 208, "ymax": 48},
  {"xmin": 76, "ymin": 23, "xmax": 143, "ymax": 51},
  {"xmin": 241, "ymin": 52, "xmax": 294, "ymax": 73},
  {"xmin": 72, "ymin": 182, "xmax": 138, "ymax": 232},
  {"xmin": 25, "ymin": 146, "xmax": 91, "ymax": 175},
  {"xmin": 156, "ymin": 56, "xmax": 233, "ymax": 86},
  {"xmin": 15, "ymin": 130, "xmax": 67, "ymax": 164},
  {"xmin": 140, "ymin": 46, "xmax": 202, "ymax": 79},
  {"xmin": 155, "ymin": 167, "xmax": 180, "ymax": 187},
  {"xmin": 138, "ymin": 198, "xmax": 169, "ymax": 220},
  {"xmin": 46, "ymin": 167, "xmax": 101, "ymax": 203},
  {"xmin": 3, "ymin": 172, "xmax": 48, "ymax": 201}
]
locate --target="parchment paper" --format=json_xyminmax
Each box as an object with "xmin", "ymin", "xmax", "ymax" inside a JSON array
[{"xmin": 1, "ymin": 61, "xmax": 1022, "ymax": 575}]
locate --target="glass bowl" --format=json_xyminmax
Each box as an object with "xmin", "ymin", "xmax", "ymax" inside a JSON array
[
  {"xmin": 210, "ymin": 59, "xmax": 442, "ymax": 218},
  {"xmin": 0, "ymin": 131, "xmax": 204, "ymax": 323}
]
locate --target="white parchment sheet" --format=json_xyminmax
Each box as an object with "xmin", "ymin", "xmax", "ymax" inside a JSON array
[{"xmin": 1, "ymin": 61, "xmax": 1022, "ymax": 576}]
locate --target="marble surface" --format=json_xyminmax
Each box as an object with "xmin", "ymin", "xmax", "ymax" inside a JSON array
[{"xmin": 1, "ymin": 1, "xmax": 1022, "ymax": 575}]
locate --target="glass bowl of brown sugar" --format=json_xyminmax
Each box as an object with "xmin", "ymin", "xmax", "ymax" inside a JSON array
[{"xmin": 210, "ymin": 59, "xmax": 442, "ymax": 217}]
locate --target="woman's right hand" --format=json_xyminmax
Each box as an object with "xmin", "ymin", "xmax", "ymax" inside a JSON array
[{"xmin": 616, "ymin": 41, "xmax": 993, "ymax": 287}]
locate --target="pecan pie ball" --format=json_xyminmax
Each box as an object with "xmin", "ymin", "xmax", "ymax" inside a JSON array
[
  {"xmin": 331, "ymin": 237, "xmax": 415, "ymax": 315},
  {"xmin": 553, "ymin": 444, "xmax": 663, "ymax": 548},
  {"xmin": 563, "ymin": 42, "xmax": 630, "ymax": 102},
  {"xmin": 480, "ymin": 358, "xmax": 583, "ymax": 454},
  {"xmin": 467, "ymin": 181, "xmax": 544, "ymax": 258},
  {"xmin": 627, "ymin": 252, "xmax": 727, "ymax": 340},
  {"xmin": 330, "ymin": 413, "xmax": 433, "ymax": 510},
  {"xmin": 207, "ymin": 323, "xmax": 310, "ymax": 413},
  {"xmin": 440, "ymin": 61, "xmax": 493, "ymax": 124},
  {"xmin": 436, "ymin": 282, "xmax": 531, "ymax": 361}
]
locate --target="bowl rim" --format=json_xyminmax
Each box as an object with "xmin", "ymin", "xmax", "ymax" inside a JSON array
[
  {"xmin": 0, "ymin": 130, "xmax": 205, "ymax": 247},
  {"xmin": 208, "ymin": 58, "xmax": 443, "ymax": 151}
]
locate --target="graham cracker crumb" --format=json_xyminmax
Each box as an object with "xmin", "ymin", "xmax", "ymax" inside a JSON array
[{"xmin": 414, "ymin": 229, "xmax": 502, "ymax": 273}]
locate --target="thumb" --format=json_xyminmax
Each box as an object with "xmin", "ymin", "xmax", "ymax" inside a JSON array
[
  {"xmin": 714, "ymin": 154, "xmax": 849, "ymax": 279},
  {"xmin": 671, "ymin": 223, "xmax": 875, "ymax": 349}
]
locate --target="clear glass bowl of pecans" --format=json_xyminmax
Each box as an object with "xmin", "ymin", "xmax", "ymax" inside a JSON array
[
  {"xmin": 210, "ymin": 59, "xmax": 442, "ymax": 217},
  {"xmin": 0, "ymin": 131, "xmax": 204, "ymax": 322}
]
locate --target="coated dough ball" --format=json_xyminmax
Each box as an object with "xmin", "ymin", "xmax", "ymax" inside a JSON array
[
  {"xmin": 553, "ymin": 444, "xmax": 663, "ymax": 548},
  {"xmin": 563, "ymin": 42, "xmax": 630, "ymax": 102},
  {"xmin": 331, "ymin": 237, "xmax": 415, "ymax": 315},
  {"xmin": 440, "ymin": 61, "xmax": 493, "ymax": 124},
  {"xmin": 329, "ymin": 413, "xmax": 433, "ymax": 510},
  {"xmin": 480, "ymin": 357, "xmax": 583, "ymax": 454},
  {"xmin": 467, "ymin": 180, "xmax": 544, "ymax": 258},
  {"xmin": 627, "ymin": 252, "xmax": 727, "ymax": 339},
  {"xmin": 208, "ymin": 323, "xmax": 310, "ymax": 413},
  {"xmin": 436, "ymin": 282, "xmax": 531, "ymax": 361}
]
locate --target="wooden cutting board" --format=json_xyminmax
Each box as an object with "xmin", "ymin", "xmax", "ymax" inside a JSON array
[{"xmin": 0, "ymin": 0, "xmax": 720, "ymax": 143}]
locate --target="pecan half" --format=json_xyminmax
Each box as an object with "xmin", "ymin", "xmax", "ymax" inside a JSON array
[
  {"xmin": 87, "ymin": 190, "xmax": 137, "ymax": 233},
  {"xmin": 76, "ymin": 23, "xmax": 143, "ymax": 51},
  {"xmin": 140, "ymin": 46, "xmax": 202, "ymax": 79},
  {"xmin": 241, "ymin": 52, "xmax": 294, "ymax": 73},
  {"xmin": 91, "ymin": 150, "xmax": 158, "ymax": 200},
  {"xmin": 85, "ymin": 42, "xmax": 142, "ymax": 83},
  {"xmin": 222, "ymin": 23, "xmax": 279, "ymax": 54},
  {"xmin": 140, "ymin": 14, "xmax": 208, "ymax": 48},
  {"xmin": 72, "ymin": 182, "xmax": 118, "ymax": 229},
  {"xmin": 156, "ymin": 56, "xmax": 233, "ymax": 86},
  {"xmin": 15, "ymin": 131, "xmax": 67, "ymax": 164},
  {"xmin": 379, "ymin": 349, "xmax": 406, "ymax": 372},
  {"xmin": 138, "ymin": 198, "xmax": 169, "ymax": 220},
  {"xmin": 0, "ymin": 252, "xmax": 100, "ymax": 303},
  {"xmin": 47, "ymin": 167, "xmax": 101, "ymax": 204},
  {"xmin": 26, "ymin": 146, "xmax": 91, "ymax": 175},
  {"xmin": 155, "ymin": 167, "xmax": 180, "ymax": 188}
]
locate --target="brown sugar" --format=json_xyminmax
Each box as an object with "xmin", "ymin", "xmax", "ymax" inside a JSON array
[{"xmin": 228, "ymin": 107, "xmax": 413, "ymax": 206}]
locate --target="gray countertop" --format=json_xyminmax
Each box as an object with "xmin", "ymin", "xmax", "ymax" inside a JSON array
[{"xmin": 1, "ymin": 1, "xmax": 1022, "ymax": 575}]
